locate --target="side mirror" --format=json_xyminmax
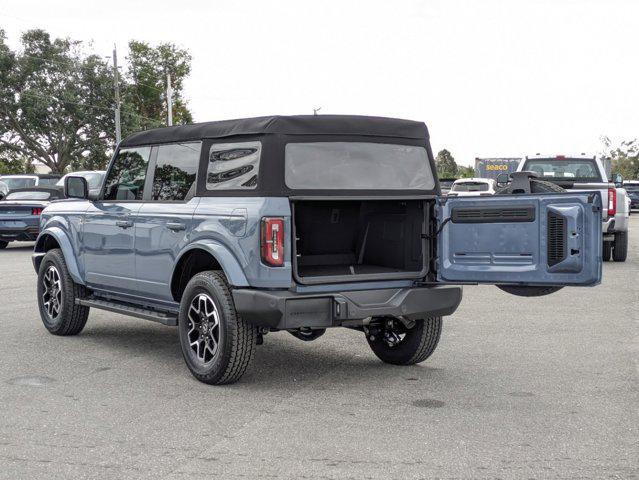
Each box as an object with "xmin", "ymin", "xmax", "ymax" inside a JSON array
[
  {"xmin": 65, "ymin": 176, "xmax": 88, "ymax": 199},
  {"xmin": 612, "ymin": 173, "xmax": 623, "ymax": 187}
]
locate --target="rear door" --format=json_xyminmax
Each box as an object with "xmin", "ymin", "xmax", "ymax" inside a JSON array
[
  {"xmin": 134, "ymin": 142, "xmax": 201, "ymax": 300},
  {"xmin": 437, "ymin": 193, "xmax": 602, "ymax": 286}
]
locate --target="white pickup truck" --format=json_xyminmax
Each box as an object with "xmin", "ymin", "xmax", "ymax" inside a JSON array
[{"xmin": 516, "ymin": 155, "xmax": 630, "ymax": 262}]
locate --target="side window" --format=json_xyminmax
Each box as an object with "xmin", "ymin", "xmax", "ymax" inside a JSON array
[
  {"xmin": 206, "ymin": 141, "xmax": 261, "ymax": 190},
  {"xmin": 103, "ymin": 147, "xmax": 151, "ymax": 200},
  {"xmin": 150, "ymin": 142, "xmax": 201, "ymax": 201}
]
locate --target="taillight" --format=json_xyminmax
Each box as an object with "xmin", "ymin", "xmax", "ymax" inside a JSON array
[
  {"xmin": 261, "ymin": 217, "xmax": 284, "ymax": 267},
  {"xmin": 607, "ymin": 188, "xmax": 616, "ymax": 216},
  {"xmin": 32, "ymin": 207, "xmax": 43, "ymax": 215}
]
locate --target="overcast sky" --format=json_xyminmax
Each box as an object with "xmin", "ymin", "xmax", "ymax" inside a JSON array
[{"xmin": 2, "ymin": 0, "xmax": 637, "ymax": 165}]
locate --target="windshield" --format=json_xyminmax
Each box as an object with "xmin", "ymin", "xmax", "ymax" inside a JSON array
[
  {"xmin": 57, "ymin": 172, "xmax": 104, "ymax": 189},
  {"xmin": 0, "ymin": 177, "xmax": 37, "ymax": 189},
  {"xmin": 625, "ymin": 185, "xmax": 639, "ymax": 193},
  {"xmin": 452, "ymin": 181, "xmax": 489, "ymax": 192},
  {"xmin": 285, "ymin": 142, "xmax": 434, "ymax": 190},
  {"xmin": 5, "ymin": 191, "xmax": 51, "ymax": 200},
  {"xmin": 522, "ymin": 159, "xmax": 602, "ymax": 182}
]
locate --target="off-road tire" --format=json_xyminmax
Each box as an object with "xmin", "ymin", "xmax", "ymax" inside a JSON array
[
  {"xmin": 602, "ymin": 241, "xmax": 612, "ymax": 262},
  {"xmin": 496, "ymin": 178, "xmax": 565, "ymax": 297},
  {"xmin": 367, "ymin": 317, "xmax": 442, "ymax": 365},
  {"xmin": 178, "ymin": 271, "xmax": 257, "ymax": 385},
  {"xmin": 37, "ymin": 248, "xmax": 89, "ymax": 335},
  {"xmin": 0, "ymin": 240, "xmax": 8, "ymax": 249},
  {"xmin": 612, "ymin": 231, "xmax": 628, "ymax": 262}
]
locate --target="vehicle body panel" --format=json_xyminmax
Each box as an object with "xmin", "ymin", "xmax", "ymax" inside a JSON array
[
  {"xmin": 82, "ymin": 201, "xmax": 142, "ymax": 292},
  {"xmin": 437, "ymin": 193, "xmax": 602, "ymax": 286}
]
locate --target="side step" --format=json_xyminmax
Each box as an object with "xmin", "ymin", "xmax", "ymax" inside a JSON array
[{"xmin": 76, "ymin": 298, "xmax": 178, "ymax": 326}]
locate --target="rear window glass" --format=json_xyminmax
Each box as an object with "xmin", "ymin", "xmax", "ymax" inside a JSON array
[
  {"xmin": 522, "ymin": 159, "xmax": 602, "ymax": 181},
  {"xmin": 451, "ymin": 182, "xmax": 490, "ymax": 192},
  {"xmin": 206, "ymin": 141, "xmax": 261, "ymax": 190},
  {"xmin": 5, "ymin": 191, "xmax": 52, "ymax": 200},
  {"xmin": 285, "ymin": 142, "xmax": 434, "ymax": 190}
]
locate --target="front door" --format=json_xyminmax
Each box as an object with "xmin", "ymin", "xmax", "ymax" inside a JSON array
[
  {"xmin": 437, "ymin": 193, "xmax": 602, "ymax": 287},
  {"xmin": 82, "ymin": 146, "xmax": 151, "ymax": 293},
  {"xmin": 133, "ymin": 142, "xmax": 201, "ymax": 300}
]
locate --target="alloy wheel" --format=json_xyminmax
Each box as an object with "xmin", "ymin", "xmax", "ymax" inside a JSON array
[
  {"xmin": 187, "ymin": 293, "xmax": 221, "ymax": 363},
  {"xmin": 42, "ymin": 265, "xmax": 63, "ymax": 320}
]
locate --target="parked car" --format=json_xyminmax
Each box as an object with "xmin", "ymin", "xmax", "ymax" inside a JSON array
[
  {"xmin": 0, "ymin": 187, "xmax": 64, "ymax": 249},
  {"xmin": 448, "ymin": 178, "xmax": 497, "ymax": 196},
  {"xmin": 0, "ymin": 174, "xmax": 61, "ymax": 191},
  {"xmin": 0, "ymin": 181, "xmax": 7, "ymax": 201},
  {"xmin": 438, "ymin": 177, "xmax": 457, "ymax": 195},
  {"xmin": 32, "ymin": 115, "xmax": 603, "ymax": 384},
  {"xmin": 624, "ymin": 180, "xmax": 639, "ymax": 210},
  {"xmin": 55, "ymin": 171, "xmax": 106, "ymax": 198},
  {"xmin": 516, "ymin": 155, "xmax": 630, "ymax": 262}
]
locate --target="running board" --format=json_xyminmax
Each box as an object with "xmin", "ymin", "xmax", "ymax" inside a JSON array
[{"xmin": 75, "ymin": 298, "xmax": 178, "ymax": 326}]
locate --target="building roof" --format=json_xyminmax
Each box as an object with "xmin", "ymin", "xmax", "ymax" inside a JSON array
[{"xmin": 120, "ymin": 115, "xmax": 429, "ymax": 147}]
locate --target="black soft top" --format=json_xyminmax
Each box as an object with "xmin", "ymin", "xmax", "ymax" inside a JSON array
[{"xmin": 120, "ymin": 115, "xmax": 429, "ymax": 147}]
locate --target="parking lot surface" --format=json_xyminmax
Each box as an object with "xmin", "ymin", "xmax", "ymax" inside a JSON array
[{"xmin": 0, "ymin": 217, "xmax": 637, "ymax": 479}]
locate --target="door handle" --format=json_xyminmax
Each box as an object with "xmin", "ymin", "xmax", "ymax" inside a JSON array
[
  {"xmin": 167, "ymin": 222, "xmax": 186, "ymax": 232},
  {"xmin": 115, "ymin": 220, "xmax": 133, "ymax": 229}
]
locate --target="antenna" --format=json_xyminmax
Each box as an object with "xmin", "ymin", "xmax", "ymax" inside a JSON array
[{"xmin": 313, "ymin": 107, "xmax": 321, "ymax": 116}]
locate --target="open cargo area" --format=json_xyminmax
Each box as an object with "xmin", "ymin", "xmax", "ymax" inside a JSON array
[{"xmin": 292, "ymin": 200, "xmax": 427, "ymax": 282}]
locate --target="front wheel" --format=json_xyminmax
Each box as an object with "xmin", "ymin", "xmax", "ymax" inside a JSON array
[
  {"xmin": 366, "ymin": 317, "xmax": 442, "ymax": 365},
  {"xmin": 178, "ymin": 271, "xmax": 257, "ymax": 385},
  {"xmin": 0, "ymin": 240, "xmax": 8, "ymax": 249},
  {"xmin": 37, "ymin": 249, "xmax": 89, "ymax": 335}
]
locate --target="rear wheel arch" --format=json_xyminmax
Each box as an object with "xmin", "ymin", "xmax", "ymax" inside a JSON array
[{"xmin": 171, "ymin": 244, "xmax": 249, "ymax": 302}]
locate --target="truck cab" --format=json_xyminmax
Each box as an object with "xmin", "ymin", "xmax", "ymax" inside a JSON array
[
  {"xmin": 517, "ymin": 154, "xmax": 629, "ymax": 261},
  {"xmin": 32, "ymin": 116, "xmax": 603, "ymax": 384}
]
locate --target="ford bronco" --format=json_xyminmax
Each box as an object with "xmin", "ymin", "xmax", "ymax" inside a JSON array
[{"xmin": 32, "ymin": 116, "xmax": 603, "ymax": 384}]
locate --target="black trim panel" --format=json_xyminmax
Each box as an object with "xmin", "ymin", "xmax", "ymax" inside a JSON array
[{"xmin": 451, "ymin": 206, "xmax": 535, "ymax": 223}]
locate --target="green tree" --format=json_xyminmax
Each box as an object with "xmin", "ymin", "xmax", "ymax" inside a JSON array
[
  {"xmin": 601, "ymin": 136, "xmax": 639, "ymax": 180},
  {"xmin": 457, "ymin": 165, "xmax": 475, "ymax": 178},
  {"xmin": 0, "ymin": 29, "xmax": 115, "ymax": 174},
  {"xmin": 0, "ymin": 29, "xmax": 194, "ymax": 174},
  {"xmin": 435, "ymin": 149, "xmax": 458, "ymax": 178},
  {"xmin": 122, "ymin": 40, "xmax": 192, "ymax": 135}
]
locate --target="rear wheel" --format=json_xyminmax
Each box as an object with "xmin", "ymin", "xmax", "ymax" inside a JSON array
[
  {"xmin": 496, "ymin": 178, "xmax": 565, "ymax": 297},
  {"xmin": 37, "ymin": 249, "xmax": 89, "ymax": 335},
  {"xmin": 0, "ymin": 240, "xmax": 8, "ymax": 249},
  {"xmin": 602, "ymin": 241, "xmax": 612, "ymax": 262},
  {"xmin": 366, "ymin": 317, "xmax": 442, "ymax": 365},
  {"xmin": 178, "ymin": 271, "xmax": 257, "ymax": 385},
  {"xmin": 612, "ymin": 231, "xmax": 628, "ymax": 262}
]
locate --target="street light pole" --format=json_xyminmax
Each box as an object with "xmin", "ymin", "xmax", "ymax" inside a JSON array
[
  {"xmin": 112, "ymin": 45, "xmax": 122, "ymax": 143},
  {"xmin": 166, "ymin": 73, "xmax": 173, "ymax": 126}
]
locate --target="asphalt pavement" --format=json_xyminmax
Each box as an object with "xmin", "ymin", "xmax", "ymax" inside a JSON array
[{"xmin": 0, "ymin": 217, "xmax": 637, "ymax": 479}]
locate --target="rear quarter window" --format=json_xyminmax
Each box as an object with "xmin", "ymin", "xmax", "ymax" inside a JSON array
[{"xmin": 206, "ymin": 141, "xmax": 261, "ymax": 190}]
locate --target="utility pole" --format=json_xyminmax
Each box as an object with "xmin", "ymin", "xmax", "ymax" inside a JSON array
[
  {"xmin": 112, "ymin": 45, "xmax": 122, "ymax": 143},
  {"xmin": 166, "ymin": 73, "xmax": 173, "ymax": 126}
]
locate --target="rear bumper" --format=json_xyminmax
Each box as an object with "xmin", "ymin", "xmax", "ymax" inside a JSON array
[
  {"xmin": 0, "ymin": 226, "xmax": 39, "ymax": 242},
  {"xmin": 232, "ymin": 285, "xmax": 463, "ymax": 329}
]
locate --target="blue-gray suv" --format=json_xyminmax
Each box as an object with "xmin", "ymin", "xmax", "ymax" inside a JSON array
[{"xmin": 32, "ymin": 115, "xmax": 603, "ymax": 384}]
